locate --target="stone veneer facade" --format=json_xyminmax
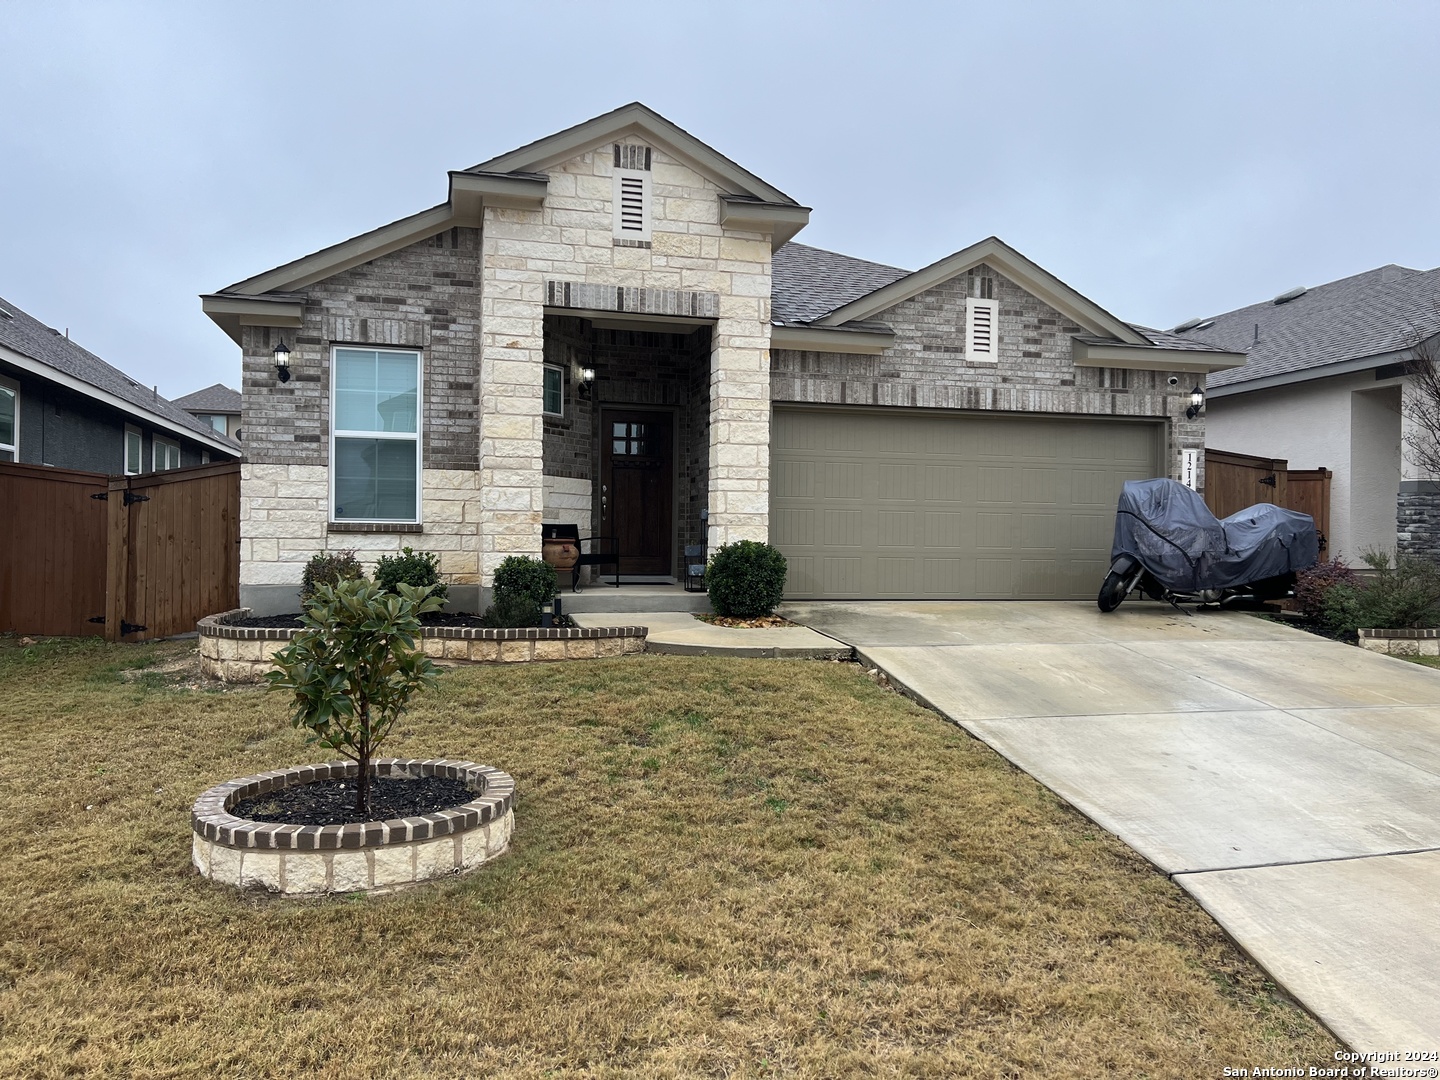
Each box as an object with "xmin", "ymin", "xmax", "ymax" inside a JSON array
[{"xmin": 238, "ymin": 142, "xmax": 770, "ymax": 614}]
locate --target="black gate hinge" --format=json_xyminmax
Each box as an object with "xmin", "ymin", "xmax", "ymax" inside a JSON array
[
  {"xmin": 1258, "ymin": 474, "xmax": 1278, "ymax": 487},
  {"xmin": 90, "ymin": 492, "xmax": 108, "ymax": 501},
  {"xmin": 89, "ymin": 616, "xmax": 105, "ymax": 624},
  {"xmin": 122, "ymin": 491, "xmax": 150, "ymax": 506}
]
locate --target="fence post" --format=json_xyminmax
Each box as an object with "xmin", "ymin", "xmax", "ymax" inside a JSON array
[{"xmin": 103, "ymin": 476, "xmax": 131, "ymax": 643}]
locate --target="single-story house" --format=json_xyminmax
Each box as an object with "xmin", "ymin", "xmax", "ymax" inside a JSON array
[
  {"xmin": 202, "ymin": 102, "xmax": 1243, "ymax": 614},
  {"xmin": 0, "ymin": 293, "xmax": 240, "ymax": 474},
  {"xmin": 174, "ymin": 383, "xmax": 242, "ymax": 441},
  {"xmin": 1184, "ymin": 264, "xmax": 1440, "ymax": 561}
]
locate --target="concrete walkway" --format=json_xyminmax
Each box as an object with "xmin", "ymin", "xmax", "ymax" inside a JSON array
[
  {"xmin": 570, "ymin": 610, "xmax": 851, "ymax": 659},
  {"xmin": 782, "ymin": 600, "xmax": 1440, "ymax": 1050}
]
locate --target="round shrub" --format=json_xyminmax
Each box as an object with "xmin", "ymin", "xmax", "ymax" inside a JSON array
[
  {"xmin": 300, "ymin": 549, "xmax": 364, "ymax": 602},
  {"xmin": 374, "ymin": 546, "xmax": 448, "ymax": 604},
  {"xmin": 706, "ymin": 540, "xmax": 788, "ymax": 618},
  {"xmin": 482, "ymin": 555, "xmax": 557, "ymax": 627},
  {"xmin": 1294, "ymin": 559, "xmax": 1359, "ymax": 622}
]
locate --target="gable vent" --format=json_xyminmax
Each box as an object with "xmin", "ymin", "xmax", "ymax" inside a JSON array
[
  {"xmin": 965, "ymin": 298, "xmax": 999, "ymax": 362},
  {"xmin": 612, "ymin": 166, "xmax": 652, "ymax": 245}
]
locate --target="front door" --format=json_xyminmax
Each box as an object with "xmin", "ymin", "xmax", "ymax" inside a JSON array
[{"xmin": 601, "ymin": 408, "xmax": 674, "ymax": 576}]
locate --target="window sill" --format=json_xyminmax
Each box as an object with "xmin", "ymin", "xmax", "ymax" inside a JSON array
[{"xmin": 328, "ymin": 522, "xmax": 423, "ymax": 534}]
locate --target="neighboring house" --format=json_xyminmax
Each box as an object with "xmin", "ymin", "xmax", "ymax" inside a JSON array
[
  {"xmin": 1183, "ymin": 265, "xmax": 1440, "ymax": 561},
  {"xmin": 0, "ymin": 294, "xmax": 241, "ymax": 474},
  {"xmin": 202, "ymin": 102, "xmax": 1242, "ymax": 614},
  {"xmin": 174, "ymin": 383, "xmax": 242, "ymax": 441}
]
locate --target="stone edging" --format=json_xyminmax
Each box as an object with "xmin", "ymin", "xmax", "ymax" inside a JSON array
[
  {"xmin": 1358, "ymin": 627, "xmax": 1440, "ymax": 655},
  {"xmin": 191, "ymin": 758, "xmax": 514, "ymax": 895},
  {"xmin": 198, "ymin": 609, "xmax": 647, "ymax": 682}
]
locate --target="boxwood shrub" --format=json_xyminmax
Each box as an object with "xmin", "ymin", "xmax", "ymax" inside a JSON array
[
  {"xmin": 706, "ymin": 540, "xmax": 787, "ymax": 618},
  {"xmin": 482, "ymin": 555, "xmax": 557, "ymax": 628},
  {"xmin": 374, "ymin": 546, "xmax": 448, "ymax": 604}
]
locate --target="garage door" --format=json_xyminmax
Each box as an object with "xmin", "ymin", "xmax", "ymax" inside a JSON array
[{"xmin": 770, "ymin": 407, "xmax": 1164, "ymax": 600}]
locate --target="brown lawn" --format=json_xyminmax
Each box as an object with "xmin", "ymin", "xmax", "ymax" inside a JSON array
[{"xmin": 0, "ymin": 636, "xmax": 1338, "ymax": 1078}]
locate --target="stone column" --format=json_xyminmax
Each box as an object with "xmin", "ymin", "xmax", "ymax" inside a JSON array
[
  {"xmin": 708, "ymin": 242, "xmax": 773, "ymax": 547},
  {"xmin": 477, "ymin": 207, "xmax": 547, "ymax": 584}
]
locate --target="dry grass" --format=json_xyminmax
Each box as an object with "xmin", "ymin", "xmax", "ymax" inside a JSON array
[{"xmin": 0, "ymin": 636, "xmax": 1338, "ymax": 1078}]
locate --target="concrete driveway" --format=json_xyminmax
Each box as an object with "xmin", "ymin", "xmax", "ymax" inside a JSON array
[{"xmin": 783, "ymin": 600, "xmax": 1440, "ymax": 1051}]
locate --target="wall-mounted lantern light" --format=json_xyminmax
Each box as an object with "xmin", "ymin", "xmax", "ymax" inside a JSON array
[
  {"xmin": 273, "ymin": 339, "xmax": 292, "ymax": 384},
  {"xmin": 578, "ymin": 367, "xmax": 596, "ymax": 400},
  {"xmin": 1186, "ymin": 385, "xmax": 1205, "ymax": 420}
]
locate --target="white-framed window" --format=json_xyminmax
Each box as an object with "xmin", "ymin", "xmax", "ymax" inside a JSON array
[
  {"xmin": 330, "ymin": 345, "xmax": 421, "ymax": 523},
  {"xmin": 197, "ymin": 413, "xmax": 227, "ymax": 434},
  {"xmin": 0, "ymin": 375, "xmax": 17, "ymax": 462},
  {"xmin": 612, "ymin": 168, "xmax": 651, "ymax": 243},
  {"xmin": 124, "ymin": 425, "xmax": 143, "ymax": 476},
  {"xmin": 965, "ymin": 298, "xmax": 999, "ymax": 363},
  {"xmin": 543, "ymin": 365, "xmax": 564, "ymax": 416},
  {"xmin": 154, "ymin": 437, "xmax": 181, "ymax": 471}
]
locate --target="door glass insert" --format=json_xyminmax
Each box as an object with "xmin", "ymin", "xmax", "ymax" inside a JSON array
[{"xmin": 610, "ymin": 422, "xmax": 652, "ymax": 456}]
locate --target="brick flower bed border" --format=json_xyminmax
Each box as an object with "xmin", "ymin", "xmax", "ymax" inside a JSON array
[
  {"xmin": 198, "ymin": 608, "xmax": 647, "ymax": 682},
  {"xmin": 1358, "ymin": 627, "xmax": 1440, "ymax": 656},
  {"xmin": 191, "ymin": 758, "xmax": 514, "ymax": 896}
]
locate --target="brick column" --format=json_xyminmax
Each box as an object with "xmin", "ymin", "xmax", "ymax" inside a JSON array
[
  {"xmin": 478, "ymin": 208, "xmax": 547, "ymax": 584},
  {"xmin": 708, "ymin": 270, "xmax": 773, "ymax": 547}
]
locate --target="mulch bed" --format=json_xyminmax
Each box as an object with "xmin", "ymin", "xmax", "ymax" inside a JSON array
[
  {"xmin": 230, "ymin": 612, "xmax": 493, "ymax": 629},
  {"xmin": 231, "ymin": 775, "xmax": 475, "ymax": 826},
  {"xmin": 693, "ymin": 614, "xmax": 797, "ymax": 629}
]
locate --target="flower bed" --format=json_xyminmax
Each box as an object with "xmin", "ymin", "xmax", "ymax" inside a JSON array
[
  {"xmin": 198, "ymin": 609, "xmax": 647, "ymax": 682},
  {"xmin": 191, "ymin": 758, "xmax": 514, "ymax": 896}
]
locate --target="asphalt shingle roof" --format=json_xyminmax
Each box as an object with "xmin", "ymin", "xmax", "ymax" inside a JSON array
[
  {"xmin": 0, "ymin": 294, "xmax": 240, "ymax": 450},
  {"xmin": 771, "ymin": 242, "xmax": 911, "ymax": 325},
  {"xmin": 174, "ymin": 383, "xmax": 242, "ymax": 413},
  {"xmin": 1126, "ymin": 326, "xmax": 1234, "ymax": 352},
  {"xmin": 1184, "ymin": 264, "xmax": 1440, "ymax": 388}
]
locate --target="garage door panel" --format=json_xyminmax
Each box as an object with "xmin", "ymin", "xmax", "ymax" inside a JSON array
[{"xmin": 772, "ymin": 408, "xmax": 1162, "ymax": 600}]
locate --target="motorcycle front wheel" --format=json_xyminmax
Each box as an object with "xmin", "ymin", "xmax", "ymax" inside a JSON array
[{"xmin": 1097, "ymin": 570, "xmax": 1131, "ymax": 612}]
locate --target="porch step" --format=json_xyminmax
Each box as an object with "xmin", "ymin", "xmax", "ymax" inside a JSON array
[{"xmin": 560, "ymin": 584, "xmax": 712, "ymax": 614}]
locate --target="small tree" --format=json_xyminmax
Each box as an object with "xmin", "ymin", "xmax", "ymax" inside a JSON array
[
  {"xmin": 1399, "ymin": 312, "xmax": 1440, "ymax": 481},
  {"xmin": 266, "ymin": 578, "xmax": 444, "ymax": 815}
]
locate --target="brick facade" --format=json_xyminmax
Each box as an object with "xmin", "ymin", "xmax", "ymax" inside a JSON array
[{"xmin": 771, "ymin": 263, "xmax": 1207, "ymax": 486}]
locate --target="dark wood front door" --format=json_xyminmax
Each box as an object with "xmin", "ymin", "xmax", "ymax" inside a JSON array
[{"xmin": 601, "ymin": 408, "xmax": 674, "ymax": 576}]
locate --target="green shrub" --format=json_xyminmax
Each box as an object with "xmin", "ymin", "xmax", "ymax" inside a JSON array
[
  {"xmin": 300, "ymin": 549, "xmax": 365, "ymax": 602},
  {"xmin": 266, "ymin": 578, "xmax": 444, "ymax": 815},
  {"xmin": 1318, "ymin": 550, "xmax": 1440, "ymax": 636},
  {"xmin": 374, "ymin": 546, "xmax": 448, "ymax": 604},
  {"xmin": 480, "ymin": 555, "xmax": 556, "ymax": 628},
  {"xmin": 1294, "ymin": 559, "xmax": 1359, "ymax": 622},
  {"xmin": 706, "ymin": 540, "xmax": 788, "ymax": 618}
]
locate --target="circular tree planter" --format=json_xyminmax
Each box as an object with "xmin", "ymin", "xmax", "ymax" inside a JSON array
[{"xmin": 191, "ymin": 758, "xmax": 514, "ymax": 896}]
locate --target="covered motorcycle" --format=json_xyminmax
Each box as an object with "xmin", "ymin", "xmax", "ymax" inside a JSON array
[{"xmin": 1098, "ymin": 478, "xmax": 1319, "ymax": 611}]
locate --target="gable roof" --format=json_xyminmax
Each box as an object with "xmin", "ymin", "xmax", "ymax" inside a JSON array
[
  {"xmin": 174, "ymin": 383, "xmax": 242, "ymax": 413},
  {"xmin": 812, "ymin": 236, "xmax": 1152, "ymax": 346},
  {"xmin": 467, "ymin": 102, "xmax": 799, "ymax": 206},
  {"xmin": 0, "ymin": 294, "xmax": 240, "ymax": 454},
  {"xmin": 771, "ymin": 243, "xmax": 912, "ymax": 325},
  {"xmin": 1186, "ymin": 264, "xmax": 1440, "ymax": 391}
]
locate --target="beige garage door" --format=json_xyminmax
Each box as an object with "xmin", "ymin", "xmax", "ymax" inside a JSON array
[{"xmin": 771, "ymin": 407, "xmax": 1164, "ymax": 600}]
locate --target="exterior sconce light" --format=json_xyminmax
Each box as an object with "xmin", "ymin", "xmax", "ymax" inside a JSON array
[
  {"xmin": 578, "ymin": 367, "xmax": 595, "ymax": 400},
  {"xmin": 1186, "ymin": 385, "xmax": 1204, "ymax": 420},
  {"xmin": 273, "ymin": 339, "xmax": 292, "ymax": 383}
]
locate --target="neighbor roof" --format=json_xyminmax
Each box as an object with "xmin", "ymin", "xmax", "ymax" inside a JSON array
[
  {"xmin": 174, "ymin": 383, "xmax": 242, "ymax": 414},
  {"xmin": 0, "ymin": 294, "xmax": 240, "ymax": 453},
  {"xmin": 1184, "ymin": 264, "xmax": 1440, "ymax": 390}
]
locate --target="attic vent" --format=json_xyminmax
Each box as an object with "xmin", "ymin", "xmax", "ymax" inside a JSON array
[
  {"xmin": 1273, "ymin": 286, "xmax": 1307, "ymax": 304},
  {"xmin": 1173, "ymin": 316, "xmax": 1204, "ymax": 332},
  {"xmin": 965, "ymin": 298, "xmax": 999, "ymax": 363},
  {"xmin": 613, "ymin": 144, "xmax": 652, "ymax": 171},
  {"xmin": 612, "ymin": 167, "xmax": 652, "ymax": 245}
]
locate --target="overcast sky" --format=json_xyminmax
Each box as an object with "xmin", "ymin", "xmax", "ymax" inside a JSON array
[{"xmin": 4, "ymin": 0, "xmax": 1439, "ymax": 398}]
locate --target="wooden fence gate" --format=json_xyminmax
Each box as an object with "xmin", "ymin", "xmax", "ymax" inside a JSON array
[
  {"xmin": 1204, "ymin": 448, "xmax": 1333, "ymax": 552},
  {"xmin": 0, "ymin": 460, "xmax": 239, "ymax": 641}
]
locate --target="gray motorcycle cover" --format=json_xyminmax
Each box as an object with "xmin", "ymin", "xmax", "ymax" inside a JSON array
[{"xmin": 1110, "ymin": 478, "xmax": 1320, "ymax": 591}]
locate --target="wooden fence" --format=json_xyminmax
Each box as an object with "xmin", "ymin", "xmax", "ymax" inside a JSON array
[
  {"xmin": 1204, "ymin": 448, "xmax": 1333, "ymax": 552},
  {"xmin": 0, "ymin": 460, "xmax": 239, "ymax": 641}
]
